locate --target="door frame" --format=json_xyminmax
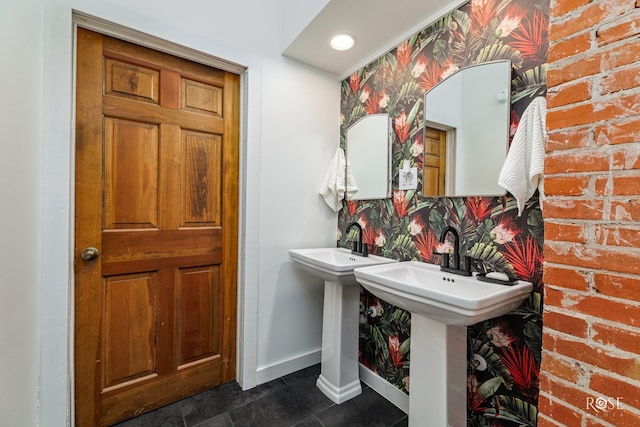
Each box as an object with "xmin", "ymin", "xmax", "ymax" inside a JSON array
[{"xmin": 40, "ymin": 11, "xmax": 260, "ymax": 425}]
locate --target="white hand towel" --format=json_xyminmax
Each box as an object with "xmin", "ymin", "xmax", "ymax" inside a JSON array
[
  {"xmin": 498, "ymin": 96, "xmax": 547, "ymax": 216},
  {"xmin": 319, "ymin": 148, "xmax": 358, "ymax": 211}
]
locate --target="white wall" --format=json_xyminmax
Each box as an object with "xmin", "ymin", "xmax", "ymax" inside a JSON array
[
  {"xmin": 256, "ymin": 56, "xmax": 338, "ymax": 380},
  {"xmin": 0, "ymin": 1, "xmax": 44, "ymax": 426},
  {"xmin": 0, "ymin": 0, "xmax": 341, "ymax": 425}
]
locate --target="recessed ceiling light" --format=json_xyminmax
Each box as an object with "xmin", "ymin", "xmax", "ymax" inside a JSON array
[{"xmin": 329, "ymin": 33, "xmax": 356, "ymax": 51}]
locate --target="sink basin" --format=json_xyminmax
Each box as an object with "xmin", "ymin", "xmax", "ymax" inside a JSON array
[
  {"xmin": 289, "ymin": 247, "xmax": 396, "ymax": 285},
  {"xmin": 354, "ymin": 260, "xmax": 533, "ymax": 426},
  {"xmin": 354, "ymin": 261, "xmax": 532, "ymax": 325}
]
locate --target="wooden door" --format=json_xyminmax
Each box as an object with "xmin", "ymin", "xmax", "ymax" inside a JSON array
[
  {"xmin": 423, "ymin": 127, "xmax": 447, "ymax": 197},
  {"xmin": 74, "ymin": 28, "xmax": 240, "ymax": 426}
]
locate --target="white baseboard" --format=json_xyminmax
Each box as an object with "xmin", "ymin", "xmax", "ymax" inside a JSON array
[
  {"xmin": 253, "ymin": 352, "xmax": 409, "ymax": 416},
  {"xmin": 255, "ymin": 349, "xmax": 321, "ymax": 385},
  {"xmin": 359, "ymin": 363, "xmax": 409, "ymax": 414}
]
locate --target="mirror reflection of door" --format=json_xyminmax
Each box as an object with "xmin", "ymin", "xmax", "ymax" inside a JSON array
[{"xmin": 423, "ymin": 126, "xmax": 447, "ymax": 196}]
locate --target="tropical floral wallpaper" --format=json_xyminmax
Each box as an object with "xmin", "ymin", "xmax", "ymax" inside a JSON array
[{"xmin": 338, "ymin": 0, "xmax": 549, "ymax": 425}]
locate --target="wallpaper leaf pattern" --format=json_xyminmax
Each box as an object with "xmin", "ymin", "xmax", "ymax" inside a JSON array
[{"xmin": 339, "ymin": 0, "xmax": 549, "ymax": 424}]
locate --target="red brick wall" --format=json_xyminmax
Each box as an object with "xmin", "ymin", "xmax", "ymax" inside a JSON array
[{"xmin": 539, "ymin": 0, "xmax": 640, "ymax": 425}]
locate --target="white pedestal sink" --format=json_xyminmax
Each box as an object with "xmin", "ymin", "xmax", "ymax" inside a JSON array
[
  {"xmin": 289, "ymin": 248, "xmax": 396, "ymax": 404},
  {"xmin": 354, "ymin": 261, "xmax": 532, "ymax": 427}
]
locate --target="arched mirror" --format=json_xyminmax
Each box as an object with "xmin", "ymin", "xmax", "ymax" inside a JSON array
[
  {"xmin": 423, "ymin": 60, "xmax": 511, "ymax": 197},
  {"xmin": 345, "ymin": 114, "xmax": 392, "ymax": 200}
]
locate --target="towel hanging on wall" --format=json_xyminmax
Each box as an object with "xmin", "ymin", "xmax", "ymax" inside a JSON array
[
  {"xmin": 498, "ymin": 96, "xmax": 547, "ymax": 217},
  {"xmin": 319, "ymin": 148, "xmax": 358, "ymax": 212}
]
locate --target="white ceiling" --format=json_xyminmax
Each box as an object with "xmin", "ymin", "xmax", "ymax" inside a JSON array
[{"xmin": 282, "ymin": 0, "xmax": 466, "ymax": 79}]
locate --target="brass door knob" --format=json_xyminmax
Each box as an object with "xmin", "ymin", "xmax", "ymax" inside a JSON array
[{"xmin": 81, "ymin": 247, "xmax": 100, "ymax": 261}]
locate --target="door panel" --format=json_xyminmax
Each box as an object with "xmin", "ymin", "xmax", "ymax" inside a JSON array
[
  {"xmin": 75, "ymin": 28, "xmax": 239, "ymax": 426},
  {"xmin": 424, "ymin": 127, "xmax": 447, "ymax": 197},
  {"xmin": 103, "ymin": 273, "xmax": 158, "ymax": 390}
]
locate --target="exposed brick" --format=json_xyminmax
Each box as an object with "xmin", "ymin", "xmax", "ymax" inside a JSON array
[
  {"xmin": 601, "ymin": 39, "xmax": 640, "ymax": 71},
  {"xmin": 584, "ymin": 417, "xmax": 611, "ymax": 427},
  {"xmin": 542, "ymin": 0, "xmax": 640, "ymax": 423},
  {"xmin": 538, "ymin": 393, "xmax": 584, "ymax": 426},
  {"xmin": 599, "ymin": 64, "xmax": 640, "ymax": 94},
  {"xmin": 594, "ymin": 174, "xmax": 640, "ymax": 195},
  {"xmin": 545, "ymin": 221, "xmax": 588, "ymax": 243},
  {"xmin": 612, "ymin": 145, "xmax": 640, "ymax": 169},
  {"xmin": 542, "ymin": 198, "xmax": 604, "ymax": 220},
  {"xmin": 586, "ymin": 413, "xmax": 640, "ymax": 427},
  {"xmin": 544, "ymin": 308, "xmax": 589, "ymax": 337},
  {"xmin": 596, "ymin": 9, "xmax": 640, "ymax": 46},
  {"xmin": 544, "ymin": 176, "xmax": 590, "ymax": 196},
  {"xmin": 543, "ymin": 265, "xmax": 590, "ymax": 291},
  {"xmin": 592, "ymin": 322, "xmax": 640, "ymax": 355},
  {"xmin": 594, "ymin": 224, "xmax": 640, "ymax": 248},
  {"xmin": 541, "ymin": 352, "xmax": 586, "ymax": 384},
  {"xmin": 595, "ymin": 118, "xmax": 640, "ymax": 146},
  {"xmin": 552, "ymin": 0, "xmax": 593, "ymax": 18},
  {"xmin": 544, "ymin": 242, "xmax": 640, "ymax": 276},
  {"xmin": 549, "ymin": 3, "xmax": 609, "ymax": 41},
  {"xmin": 547, "ymin": 95, "xmax": 640, "ymax": 128},
  {"xmin": 549, "ymin": 32, "xmax": 593, "ymax": 63},
  {"xmin": 545, "ymin": 150, "xmax": 610, "ymax": 174},
  {"xmin": 547, "ymin": 80, "xmax": 592, "ymax": 107},
  {"xmin": 548, "ymin": 55, "xmax": 602, "ymax": 87},
  {"xmin": 539, "ymin": 363, "xmax": 601, "ymax": 409},
  {"xmin": 536, "ymin": 414, "xmax": 564, "ymax": 427},
  {"xmin": 547, "ymin": 127, "xmax": 591, "ymax": 151},
  {"xmin": 591, "ymin": 372, "xmax": 640, "ymax": 412},
  {"xmin": 593, "ymin": 273, "xmax": 640, "ymax": 301},
  {"xmin": 609, "ymin": 199, "xmax": 640, "ymax": 221},
  {"xmin": 543, "ymin": 329, "xmax": 640, "ymax": 379}
]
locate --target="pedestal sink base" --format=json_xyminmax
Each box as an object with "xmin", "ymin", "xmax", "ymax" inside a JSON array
[
  {"xmin": 409, "ymin": 314, "xmax": 467, "ymax": 427},
  {"xmin": 317, "ymin": 280, "xmax": 362, "ymax": 404},
  {"xmin": 316, "ymin": 374, "xmax": 362, "ymax": 405}
]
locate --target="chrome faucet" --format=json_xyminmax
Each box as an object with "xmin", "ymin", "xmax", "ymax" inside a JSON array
[
  {"xmin": 346, "ymin": 222, "xmax": 368, "ymax": 257},
  {"xmin": 436, "ymin": 226, "xmax": 471, "ymax": 276}
]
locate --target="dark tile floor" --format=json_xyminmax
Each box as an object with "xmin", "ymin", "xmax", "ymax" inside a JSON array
[{"xmin": 113, "ymin": 364, "xmax": 408, "ymax": 427}]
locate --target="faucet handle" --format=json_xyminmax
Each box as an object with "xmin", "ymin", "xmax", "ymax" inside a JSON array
[
  {"xmin": 433, "ymin": 250, "xmax": 449, "ymax": 268},
  {"xmin": 462, "ymin": 255, "xmax": 471, "ymax": 273}
]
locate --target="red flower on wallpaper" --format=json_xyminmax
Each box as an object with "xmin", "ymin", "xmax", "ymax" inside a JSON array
[
  {"xmin": 364, "ymin": 90, "xmax": 388, "ymax": 115},
  {"xmin": 508, "ymin": 9, "xmax": 549, "ymax": 63},
  {"xmin": 394, "ymin": 110, "xmax": 410, "ymax": 144},
  {"xmin": 491, "ymin": 217, "xmax": 520, "ymax": 244},
  {"xmin": 388, "ymin": 335, "xmax": 403, "ymax": 366},
  {"xmin": 418, "ymin": 61, "xmax": 444, "ymax": 92},
  {"xmin": 509, "ymin": 109, "xmax": 520, "ymax": 139},
  {"xmin": 349, "ymin": 72, "xmax": 361, "ymax": 93},
  {"xmin": 362, "ymin": 222, "xmax": 377, "ymax": 247},
  {"xmin": 470, "ymin": 0, "xmax": 501, "ymax": 33},
  {"xmin": 500, "ymin": 344, "xmax": 539, "ymax": 395},
  {"xmin": 467, "ymin": 374, "xmax": 491, "ymax": 413},
  {"xmin": 414, "ymin": 227, "xmax": 437, "ymax": 262},
  {"xmin": 396, "ymin": 40, "xmax": 412, "ymax": 68},
  {"xmin": 364, "ymin": 91, "xmax": 380, "ymax": 114},
  {"xmin": 345, "ymin": 200, "xmax": 358, "ymax": 216},
  {"xmin": 502, "ymin": 235, "xmax": 543, "ymax": 286},
  {"xmin": 393, "ymin": 190, "xmax": 410, "ymax": 218},
  {"xmin": 465, "ymin": 197, "xmax": 494, "ymax": 223}
]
